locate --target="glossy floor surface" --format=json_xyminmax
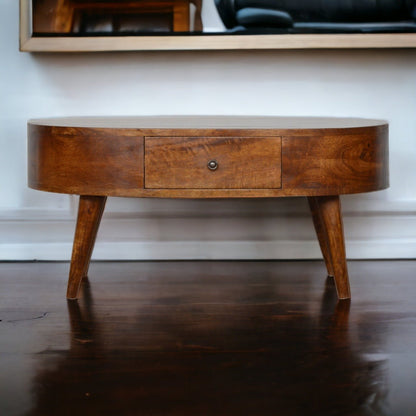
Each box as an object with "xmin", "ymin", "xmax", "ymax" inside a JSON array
[{"xmin": 1, "ymin": 261, "xmax": 416, "ymax": 416}]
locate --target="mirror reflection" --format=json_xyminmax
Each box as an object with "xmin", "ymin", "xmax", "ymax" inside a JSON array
[
  {"xmin": 32, "ymin": 0, "xmax": 208, "ymax": 35},
  {"xmin": 32, "ymin": 0, "xmax": 416, "ymax": 37},
  {"xmin": 27, "ymin": 277, "xmax": 390, "ymax": 416}
]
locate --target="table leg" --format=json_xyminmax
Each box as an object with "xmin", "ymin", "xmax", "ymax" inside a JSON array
[
  {"xmin": 308, "ymin": 197, "xmax": 335, "ymax": 278},
  {"xmin": 308, "ymin": 196, "xmax": 351, "ymax": 300},
  {"xmin": 67, "ymin": 195, "xmax": 107, "ymax": 300},
  {"xmin": 191, "ymin": 0, "xmax": 203, "ymax": 31}
]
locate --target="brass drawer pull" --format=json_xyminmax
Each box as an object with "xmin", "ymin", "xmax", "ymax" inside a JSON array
[{"xmin": 207, "ymin": 160, "xmax": 218, "ymax": 171}]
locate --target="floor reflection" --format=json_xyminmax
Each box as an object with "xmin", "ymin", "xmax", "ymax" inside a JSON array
[{"xmin": 28, "ymin": 276, "xmax": 390, "ymax": 416}]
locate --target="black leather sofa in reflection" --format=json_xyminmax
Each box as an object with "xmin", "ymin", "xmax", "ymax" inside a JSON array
[{"xmin": 214, "ymin": 0, "xmax": 416, "ymax": 33}]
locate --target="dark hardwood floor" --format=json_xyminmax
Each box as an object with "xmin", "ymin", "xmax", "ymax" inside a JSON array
[{"xmin": 1, "ymin": 260, "xmax": 416, "ymax": 416}]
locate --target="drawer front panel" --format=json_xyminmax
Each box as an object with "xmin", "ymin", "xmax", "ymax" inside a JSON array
[{"xmin": 145, "ymin": 136, "xmax": 282, "ymax": 189}]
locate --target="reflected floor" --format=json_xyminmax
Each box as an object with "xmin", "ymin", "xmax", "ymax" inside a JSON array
[{"xmin": 1, "ymin": 261, "xmax": 416, "ymax": 416}]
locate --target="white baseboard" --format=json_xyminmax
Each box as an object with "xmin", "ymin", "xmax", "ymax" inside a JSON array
[
  {"xmin": 1, "ymin": 203, "xmax": 415, "ymax": 260},
  {"xmin": 1, "ymin": 239, "xmax": 415, "ymax": 261}
]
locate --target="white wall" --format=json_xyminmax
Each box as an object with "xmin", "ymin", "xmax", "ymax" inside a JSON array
[{"xmin": 1, "ymin": 0, "xmax": 416, "ymax": 260}]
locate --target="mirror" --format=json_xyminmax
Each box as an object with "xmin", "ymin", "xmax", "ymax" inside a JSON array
[{"xmin": 20, "ymin": 0, "xmax": 416, "ymax": 52}]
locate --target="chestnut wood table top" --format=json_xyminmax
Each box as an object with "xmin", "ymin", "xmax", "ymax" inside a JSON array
[{"xmin": 29, "ymin": 115, "xmax": 386, "ymax": 130}]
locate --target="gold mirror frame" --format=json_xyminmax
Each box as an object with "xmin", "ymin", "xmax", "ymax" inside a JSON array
[{"xmin": 20, "ymin": 0, "xmax": 416, "ymax": 52}]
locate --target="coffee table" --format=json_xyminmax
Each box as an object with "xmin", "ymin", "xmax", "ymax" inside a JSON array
[{"xmin": 28, "ymin": 116, "xmax": 389, "ymax": 300}]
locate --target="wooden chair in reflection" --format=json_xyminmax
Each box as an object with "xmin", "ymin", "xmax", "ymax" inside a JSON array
[{"xmin": 33, "ymin": 0, "xmax": 203, "ymax": 34}]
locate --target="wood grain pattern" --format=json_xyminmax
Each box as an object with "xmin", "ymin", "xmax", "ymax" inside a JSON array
[
  {"xmin": 308, "ymin": 196, "xmax": 335, "ymax": 278},
  {"xmin": 82, "ymin": 195, "xmax": 107, "ymax": 280},
  {"xmin": 313, "ymin": 196, "xmax": 351, "ymax": 299},
  {"xmin": 4, "ymin": 261, "xmax": 416, "ymax": 415},
  {"xmin": 28, "ymin": 117, "xmax": 389, "ymax": 198},
  {"xmin": 67, "ymin": 195, "xmax": 107, "ymax": 299},
  {"xmin": 28, "ymin": 125, "xmax": 144, "ymax": 196},
  {"xmin": 145, "ymin": 136, "xmax": 282, "ymax": 189},
  {"xmin": 281, "ymin": 128, "xmax": 389, "ymax": 195}
]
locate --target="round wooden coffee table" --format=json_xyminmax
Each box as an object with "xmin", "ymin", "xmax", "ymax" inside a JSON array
[{"xmin": 28, "ymin": 116, "xmax": 389, "ymax": 300}]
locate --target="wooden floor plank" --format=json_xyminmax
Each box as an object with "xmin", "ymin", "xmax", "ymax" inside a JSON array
[{"xmin": 1, "ymin": 260, "xmax": 415, "ymax": 416}]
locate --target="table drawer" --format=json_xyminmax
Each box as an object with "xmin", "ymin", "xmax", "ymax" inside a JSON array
[{"xmin": 145, "ymin": 136, "xmax": 282, "ymax": 189}]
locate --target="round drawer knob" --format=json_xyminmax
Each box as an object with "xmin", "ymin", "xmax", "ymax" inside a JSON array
[{"xmin": 207, "ymin": 160, "xmax": 218, "ymax": 171}]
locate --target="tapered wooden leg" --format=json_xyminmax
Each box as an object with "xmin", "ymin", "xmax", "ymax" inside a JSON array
[
  {"xmin": 308, "ymin": 197, "xmax": 335, "ymax": 278},
  {"xmin": 310, "ymin": 196, "xmax": 351, "ymax": 300},
  {"xmin": 83, "ymin": 198, "xmax": 106, "ymax": 279},
  {"xmin": 66, "ymin": 196, "xmax": 107, "ymax": 300}
]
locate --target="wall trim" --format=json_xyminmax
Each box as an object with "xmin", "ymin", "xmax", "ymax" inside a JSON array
[
  {"xmin": 1, "ymin": 205, "xmax": 415, "ymax": 260},
  {"xmin": 1, "ymin": 239, "xmax": 416, "ymax": 261}
]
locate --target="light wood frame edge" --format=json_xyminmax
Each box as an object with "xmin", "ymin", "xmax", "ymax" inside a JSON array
[
  {"xmin": 20, "ymin": 0, "xmax": 32, "ymax": 51},
  {"xmin": 20, "ymin": 0, "xmax": 416, "ymax": 52}
]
